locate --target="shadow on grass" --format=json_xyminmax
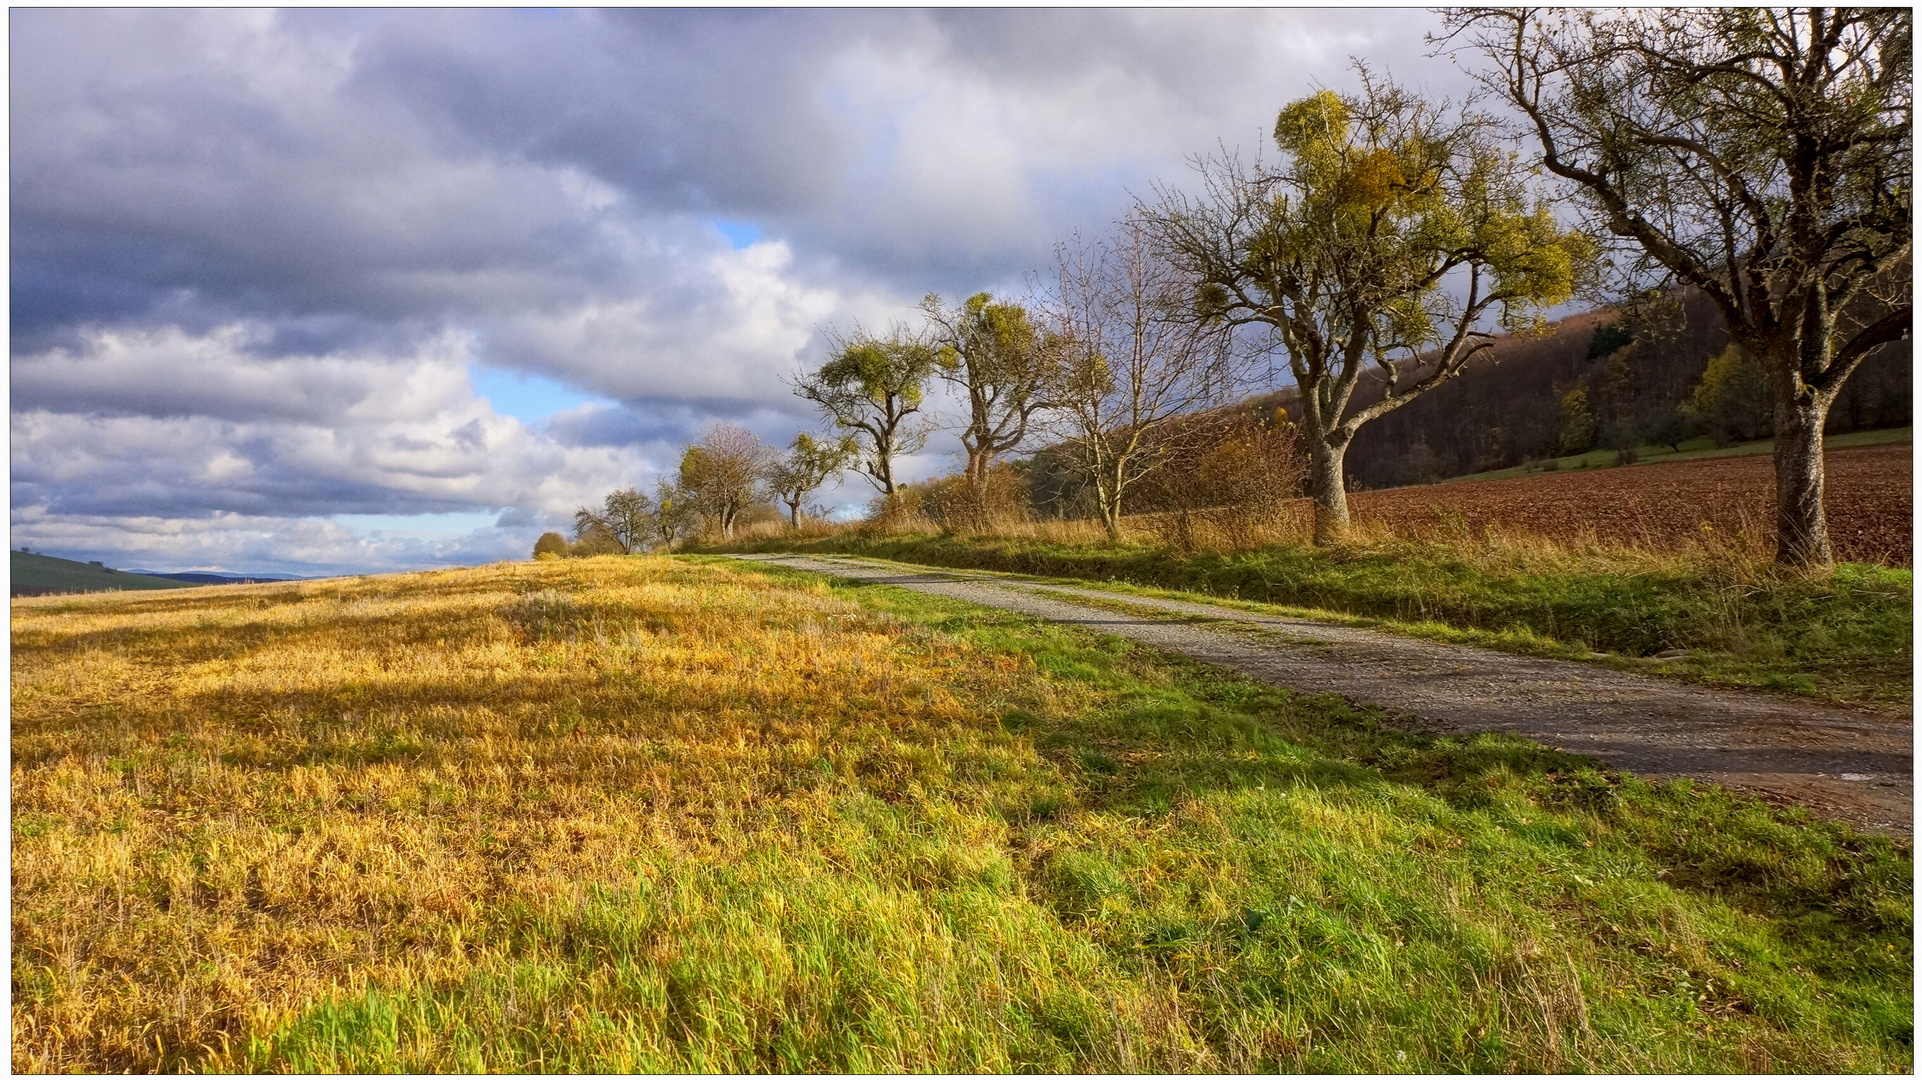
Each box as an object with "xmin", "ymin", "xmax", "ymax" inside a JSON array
[{"xmin": 789, "ymin": 571, "xmax": 1912, "ymax": 943}]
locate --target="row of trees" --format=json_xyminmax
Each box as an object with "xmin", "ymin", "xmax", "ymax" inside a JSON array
[
  {"xmin": 552, "ymin": 9, "xmax": 1907, "ymax": 570},
  {"xmin": 814, "ymin": 10, "xmax": 1913, "ymax": 568},
  {"xmin": 538, "ymin": 422, "xmax": 856, "ymax": 557},
  {"xmin": 788, "ymin": 69, "xmax": 1591, "ymax": 545},
  {"xmin": 790, "ymin": 236, "xmax": 1245, "ymax": 541}
]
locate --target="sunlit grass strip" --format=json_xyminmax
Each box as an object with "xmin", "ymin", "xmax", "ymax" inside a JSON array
[
  {"xmin": 704, "ymin": 532, "xmax": 1913, "ymax": 709},
  {"xmin": 10, "ymin": 556, "xmax": 1911, "ymax": 1072}
]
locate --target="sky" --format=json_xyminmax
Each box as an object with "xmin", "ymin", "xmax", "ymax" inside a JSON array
[{"xmin": 10, "ymin": 7, "xmax": 1474, "ymax": 576}]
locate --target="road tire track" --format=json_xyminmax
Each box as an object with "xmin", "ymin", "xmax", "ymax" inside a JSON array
[{"xmin": 724, "ymin": 553, "xmax": 1913, "ymax": 836}]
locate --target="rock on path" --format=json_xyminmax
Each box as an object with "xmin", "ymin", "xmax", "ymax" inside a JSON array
[{"xmin": 726, "ymin": 553, "xmax": 1913, "ymax": 837}]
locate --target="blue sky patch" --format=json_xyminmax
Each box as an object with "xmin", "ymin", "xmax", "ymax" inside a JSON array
[
  {"xmin": 470, "ymin": 364, "xmax": 608, "ymax": 425},
  {"xmin": 712, "ymin": 218, "xmax": 762, "ymax": 249}
]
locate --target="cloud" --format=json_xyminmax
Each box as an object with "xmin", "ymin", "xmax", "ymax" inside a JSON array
[
  {"xmin": 481, "ymin": 239, "xmax": 865, "ymax": 409},
  {"xmin": 10, "ymin": 8, "xmax": 1458, "ymax": 573},
  {"xmin": 10, "ymin": 504, "xmax": 535, "ymax": 578},
  {"xmin": 10, "ymin": 324, "xmax": 668, "ymax": 522}
]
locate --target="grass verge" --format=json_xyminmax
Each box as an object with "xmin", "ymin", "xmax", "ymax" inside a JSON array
[
  {"xmin": 705, "ymin": 533, "xmax": 1912, "ymax": 710},
  {"xmin": 11, "ymin": 556, "xmax": 1911, "ymax": 1072}
]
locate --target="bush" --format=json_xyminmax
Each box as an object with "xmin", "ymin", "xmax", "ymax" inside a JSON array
[
  {"xmin": 859, "ymin": 488, "xmax": 932, "ymax": 536},
  {"xmin": 915, "ymin": 465, "xmax": 1030, "ymax": 535},
  {"xmin": 571, "ymin": 523, "xmax": 626, "ymax": 557},
  {"xmin": 1132, "ymin": 408, "xmax": 1305, "ymax": 552},
  {"xmin": 532, "ymin": 532, "xmax": 570, "ymax": 559}
]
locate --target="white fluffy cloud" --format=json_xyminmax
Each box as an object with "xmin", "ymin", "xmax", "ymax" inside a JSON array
[{"xmin": 12, "ymin": 325, "xmax": 675, "ymax": 572}]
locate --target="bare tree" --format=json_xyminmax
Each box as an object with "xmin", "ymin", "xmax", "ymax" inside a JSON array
[
  {"xmin": 766, "ymin": 431, "xmax": 856, "ymax": 528},
  {"xmin": 792, "ymin": 325, "xmax": 939, "ymax": 498},
  {"xmin": 1441, "ymin": 7, "xmax": 1912, "ymax": 567},
  {"xmin": 678, "ymin": 422, "xmax": 771, "ymax": 540},
  {"xmin": 573, "ymin": 487, "xmax": 651, "ymax": 554},
  {"xmin": 1143, "ymin": 73, "xmax": 1590, "ymax": 543},
  {"xmin": 571, "ymin": 517, "xmax": 625, "ymax": 556},
  {"xmin": 921, "ymin": 292, "xmax": 1058, "ymax": 509},
  {"xmin": 1044, "ymin": 214, "xmax": 1246, "ymax": 541}
]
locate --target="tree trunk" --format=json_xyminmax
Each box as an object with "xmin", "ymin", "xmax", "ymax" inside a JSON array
[
  {"xmin": 786, "ymin": 498, "xmax": 801, "ymax": 529},
  {"xmin": 1097, "ymin": 461, "xmax": 1124, "ymax": 542},
  {"xmin": 964, "ymin": 446, "xmax": 990, "ymax": 489},
  {"xmin": 1307, "ymin": 439, "xmax": 1351, "ymax": 545},
  {"xmin": 870, "ymin": 427, "xmax": 897, "ymax": 497},
  {"xmin": 964, "ymin": 449, "xmax": 993, "ymax": 533},
  {"xmin": 1772, "ymin": 391, "xmax": 1833, "ymax": 569}
]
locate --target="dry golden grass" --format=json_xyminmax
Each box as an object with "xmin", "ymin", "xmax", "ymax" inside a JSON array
[
  {"xmin": 728, "ymin": 499, "xmax": 1796, "ymax": 569},
  {"xmin": 11, "ymin": 560, "xmax": 1096, "ymax": 1070},
  {"xmin": 11, "ymin": 556, "xmax": 1910, "ymax": 1072}
]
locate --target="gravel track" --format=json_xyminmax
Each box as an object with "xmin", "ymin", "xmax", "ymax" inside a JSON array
[{"xmin": 726, "ymin": 553, "xmax": 1913, "ymax": 837}]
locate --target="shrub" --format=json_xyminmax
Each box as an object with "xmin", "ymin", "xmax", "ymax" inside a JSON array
[
  {"xmin": 860, "ymin": 488, "xmax": 932, "ymax": 536},
  {"xmin": 1132, "ymin": 408, "xmax": 1306, "ymax": 552},
  {"xmin": 915, "ymin": 465, "xmax": 1030, "ymax": 535},
  {"xmin": 532, "ymin": 532, "xmax": 570, "ymax": 559},
  {"xmin": 570, "ymin": 522, "xmax": 626, "ymax": 557}
]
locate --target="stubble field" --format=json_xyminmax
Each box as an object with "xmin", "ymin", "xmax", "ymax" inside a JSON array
[
  {"xmin": 10, "ymin": 557, "xmax": 1912, "ymax": 1072},
  {"xmin": 1341, "ymin": 443, "xmax": 1912, "ymax": 566}
]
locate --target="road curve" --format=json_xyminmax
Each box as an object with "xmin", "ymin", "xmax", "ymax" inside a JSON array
[{"xmin": 724, "ymin": 553, "xmax": 1913, "ymax": 837}]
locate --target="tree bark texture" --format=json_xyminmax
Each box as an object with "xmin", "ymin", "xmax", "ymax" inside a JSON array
[
  {"xmin": 1307, "ymin": 440, "xmax": 1351, "ymax": 545},
  {"xmin": 1771, "ymin": 391, "xmax": 1833, "ymax": 569},
  {"xmin": 1096, "ymin": 460, "xmax": 1124, "ymax": 542}
]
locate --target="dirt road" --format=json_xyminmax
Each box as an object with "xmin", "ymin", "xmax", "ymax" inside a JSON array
[{"xmin": 726, "ymin": 553, "xmax": 1913, "ymax": 837}]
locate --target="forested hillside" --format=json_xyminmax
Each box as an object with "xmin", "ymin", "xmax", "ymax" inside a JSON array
[
  {"xmin": 1259, "ymin": 291, "xmax": 1911, "ymax": 491},
  {"xmin": 1014, "ymin": 292, "xmax": 1910, "ymax": 514}
]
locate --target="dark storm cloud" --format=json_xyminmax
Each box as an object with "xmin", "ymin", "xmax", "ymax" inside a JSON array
[
  {"xmin": 12, "ymin": 10, "xmax": 628, "ymax": 350},
  {"xmin": 347, "ymin": 9, "xmax": 859, "ymax": 219},
  {"xmin": 543, "ymin": 404, "xmax": 674, "ymax": 451},
  {"xmin": 12, "ymin": 8, "xmax": 1452, "ymax": 362}
]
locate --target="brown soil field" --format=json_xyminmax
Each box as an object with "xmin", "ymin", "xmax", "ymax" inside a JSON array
[{"xmin": 1339, "ymin": 443, "xmax": 1912, "ymax": 566}]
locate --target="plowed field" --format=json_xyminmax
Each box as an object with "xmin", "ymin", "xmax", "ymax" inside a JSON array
[{"xmin": 1342, "ymin": 443, "xmax": 1912, "ymax": 566}]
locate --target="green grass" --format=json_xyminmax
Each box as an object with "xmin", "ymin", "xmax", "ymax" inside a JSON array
[
  {"xmin": 1438, "ymin": 426, "xmax": 1911, "ymax": 485},
  {"xmin": 14, "ymin": 558, "xmax": 1910, "ymax": 1072},
  {"xmin": 10, "ymin": 550, "xmax": 189, "ymax": 593},
  {"xmin": 705, "ymin": 534, "xmax": 1913, "ymax": 710}
]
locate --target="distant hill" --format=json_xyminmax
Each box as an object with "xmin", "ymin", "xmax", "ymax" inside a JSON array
[
  {"xmin": 1017, "ymin": 291, "xmax": 1910, "ymax": 513},
  {"xmin": 126, "ymin": 569, "xmax": 308, "ymax": 585},
  {"xmin": 11, "ymin": 551, "xmax": 194, "ymax": 597},
  {"xmin": 1309, "ymin": 291, "xmax": 1910, "ymax": 490}
]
